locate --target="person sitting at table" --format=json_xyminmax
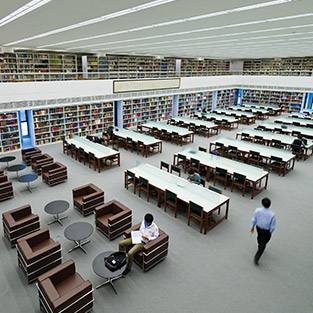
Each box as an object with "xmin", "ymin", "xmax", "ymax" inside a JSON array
[
  {"xmin": 187, "ymin": 169, "xmax": 201, "ymax": 185},
  {"xmin": 292, "ymin": 134, "xmax": 306, "ymax": 147},
  {"xmin": 118, "ymin": 213, "xmax": 159, "ymax": 277},
  {"xmin": 102, "ymin": 126, "xmax": 114, "ymax": 143}
]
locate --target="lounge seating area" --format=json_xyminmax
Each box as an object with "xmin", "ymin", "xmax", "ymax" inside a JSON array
[
  {"xmin": 22, "ymin": 147, "xmax": 42, "ymax": 166},
  {"xmin": 42, "ymin": 162, "xmax": 67, "ymax": 186},
  {"xmin": 0, "ymin": 174, "xmax": 14, "ymax": 201}
]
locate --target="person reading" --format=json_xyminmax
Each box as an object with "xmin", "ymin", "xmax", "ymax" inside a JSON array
[
  {"xmin": 187, "ymin": 169, "xmax": 201, "ymax": 185},
  {"xmin": 119, "ymin": 213, "xmax": 159, "ymax": 277}
]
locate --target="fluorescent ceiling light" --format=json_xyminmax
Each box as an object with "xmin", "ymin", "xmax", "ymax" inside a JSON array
[
  {"xmin": 35, "ymin": 0, "xmax": 299, "ymax": 49},
  {"xmin": 4, "ymin": 0, "xmax": 176, "ymax": 46},
  {"xmin": 0, "ymin": 0, "xmax": 53, "ymax": 28}
]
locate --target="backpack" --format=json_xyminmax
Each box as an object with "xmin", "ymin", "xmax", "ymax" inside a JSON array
[{"xmin": 104, "ymin": 252, "xmax": 127, "ymax": 271}]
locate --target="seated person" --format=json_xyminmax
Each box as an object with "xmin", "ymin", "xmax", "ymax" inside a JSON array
[
  {"xmin": 103, "ymin": 126, "xmax": 114, "ymax": 142},
  {"xmin": 292, "ymin": 134, "xmax": 306, "ymax": 147},
  {"xmin": 202, "ymin": 107, "xmax": 207, "ymax": 113},
  {"xmin": 119, "ymin": 213, "xmax": 159, "ymax": 277},
  {"xmin": 187, "ymin": 169, "xmax": 201, "ymax": 185}
]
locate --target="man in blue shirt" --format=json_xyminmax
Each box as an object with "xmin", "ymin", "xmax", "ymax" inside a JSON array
[
  {"xmin": 250, "ymin": 198, "xmax": 276, "ymax": 265},
  {"xmin": 187, "ymin": 169, "xmax": 201, "ymax": 185}
]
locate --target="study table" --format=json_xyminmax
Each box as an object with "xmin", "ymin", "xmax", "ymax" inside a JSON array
[
  {"xmin": 171, "ymin": 116, "xmax": 220, "ymax": 137},
  {"xmin": 228, "ymin": 106, "xmax": 270, "ymax": 119},
  {"xmin": 289, "ymin": 113, "xmax": 312, "ymax": 119},
  {"xmin": 275, "ymin": 116, "xmax": 313, "ymax": 128},
  {"xmin": 125, "ymin": 163, "xmax": 230, "ymax": 234},
  {"xmin": 113, "ymin": 127, "xmax": 162, "ymax": 157},
  {"xmin": 213, "ymin": 108, "xmax": 256, "ymax": 125},
  {"xmin": 196, "ymin": 112, "xmax": 240, "ymax": 130},
  {"xmin": 236, "ymin": 128, "xmax": 313, "ymax": 160},
  {"xmin": 67, "ymin": 135, "xmax": 120, "ymax": 172},
  {"xmin": 173, "ymin": 148, "xmax": 269, "ymax": 199},
  {"xmin": 241, "ymin": 103, "xmax": 282, "ymax": 115},
  {"xmin": 209, "ymin": 137, "xmax": 296, "ymax": 176},
  {"xmin": 140, "ymin": 121, "xmax": 194, "ymax": 146}
]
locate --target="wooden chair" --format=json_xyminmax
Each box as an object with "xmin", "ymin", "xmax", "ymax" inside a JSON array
[
  {"xmin": 231, "ymin": 172, "xmax": 247, "ymax": 197},
  {"xmin": 126, "ymin": 137, "xmax": 134, "ymax": 152},
  {"xmin": 160, "ymin": 161, "xmax": 169, "ymax": 172},
  {"xmin": 88, "ymin": 152, "xmax": 97, "ymax": 171},
  {"xmin": 268, "ymin": 156, "xmax": 283, "ymax": 176},
  {"xmin": 190, "ymin": 158, "xmax": 200, "ymax": 173},
  {"xmin": 160, "ymin": 129, "xmax": 169, "ymax": 142},
  {"xmin": 198, "ymin": 146, "xmax": 207, "ymax": 153},
  {"xmin": 171, "ymin": 132, "xmax": 180, "ymax": 145},
  {"xmin": 199, "ymin": 125, "xmax": 208, "ymax": 137},
  {"xmin": 291, "ymin": 144, "xmax": 302, "ymax": 161},
  {"xmin": 200, "ymin": 178, "xmax": 206, "ymax": 187},
  {"xmin": 187, "ymin": 201, "xmax": 204, "ymax": 233},
  {"xmin": 176, "ymin": 154, "xmax": 188, "ymax": 173},
  {"xmin": 137, "ymin": 141, "xmax": 145, "ymax": 156},
  {"xmin": 138, "ymin": 176, "xmax": 150, "ymax": 202},
  {"xmin": 241, "ymin": 132, "xmax": 251, "ymax": 142},
  {"xmin": 274, "ymin": 127, "xmax": 282, "ymax": 134},
  {"xmin": 170, "ymin": 165, "xmax": 181, "ymax": 177},
  {"xmin": 78, "ymin": 147, "xmax": 87, "ymax": 164},
  {"xmin": 270, "ymin": 139, "xmax": 281, "ymax": 149},
  {"xmin": 125, "ymin": 170, "xmax": 137, "ymax": 194},
  {"xmin": 164, "ymin": 189, "xmax": 178, "ymax": 218},
  {"xmin": 253, "ymin": 136, "xmax": 264, "ymax": 145},
  {"xmin": 208, "ymin": 185, "xmax": 222, "ymax": 194},
  {"xmin": 213, "ymin": 167, "xmax": 228, "ymax": 190},
  {"xmin": 248, "ymin": 150, "xmax": 260, "ymax": 165},
  {"xmin": 227, "ymin": 145, "xmax": 239, "ymax": 160},
  {"xmin": 292, "ymin": 130, "xmax": 301, "ymax": 137},
  {"xmin": 63, "ymin": 139, "xmax": 69, "ymax": 154},
  {"xmin": 215, "ymin": 142, "xmax": 225, "ymax": 156},
  {"xmin": 70, "ymin": 143, "xmax": 78, "ymax": 159}
]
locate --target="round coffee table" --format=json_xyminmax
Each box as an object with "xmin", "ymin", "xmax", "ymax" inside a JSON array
[
  {"xmin": 64, "ymin": 222, "xmax": 93, "ymax": 254},
  {"xmin": 18, "ymin": 173, "xmax": 38, "ymax": 192},
  {"xmin": 0, "ymin": 156, "xmax": 16, "ymax": 169},
  {"xmin": 44, "ymin": 200, "xmax": 70, "ymax": 226},
  {"xmin": 7, "ymin": 164, "xmax": 26, "ymax": 178},
  {"xmin": 92, "ymin": 251, "xmax": 127, "ymax": 295}
]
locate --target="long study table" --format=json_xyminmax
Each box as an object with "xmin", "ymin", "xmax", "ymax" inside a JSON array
[
  {"xmin": 209, "ymin": 137, "xmax": 296, "ymax": 176},
  {"xmin": 68, "ymin": 136, "xmax": 120, "ymax": 172},
  {"xmin": 275, "ymin": 116, "xmax": 313, "ymax": 127},
  {"xmin": 260, "ymin": 122, "xmax": 313, "ymax": 139},
  {"xmin": 241, "ymin": 103, "xmax": 282, "ymax": 115},
  {"xmin": 141, "ymin": 121, "xmax": 194, "ymax": 146},
  {"xmin": 228, "ymin": 106, "xmax": 270, "ymax": 119},
  {"xmin": 196, "ymin": 112, "xmax": 240, "ymax": 130},
  {"xmin": 213, "ymin": 108, "xmax": 256, "ymax": 125},
  {"xmin": 125, "ymin": 163, "xmax": 230, "ymax": 234},
  {"xmin": 173, "ymin": 148, "xmax": 269, "ymax": 199}
]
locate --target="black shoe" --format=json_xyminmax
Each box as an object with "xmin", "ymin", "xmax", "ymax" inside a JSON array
[
  {"xmin": 122, "ymin": 268, "xmax": 131, "ymax": 277},
  {"xmin": 254, "ymin": 256, "xmax": 259, "ymax": 265}
]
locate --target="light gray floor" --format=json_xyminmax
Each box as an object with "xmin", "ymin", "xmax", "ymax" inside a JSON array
[{"xmin": 1, "ymin": 115, "xmax": 313, "ymax": 313}]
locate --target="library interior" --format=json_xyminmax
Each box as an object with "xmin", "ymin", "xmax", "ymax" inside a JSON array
[{"xmin": 0, "ymin": 1, "xmax": 313, "ymax": 313}]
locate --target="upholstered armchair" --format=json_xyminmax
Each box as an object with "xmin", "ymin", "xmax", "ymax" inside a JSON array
[
  {"xmin": 42, "ymin": 162, "xmax": 67, "ymax": 186},
  {"xmin": 37, "ymin": 259, "xmax": 93, "ymax": 313},
  {"xmin": 16, "ymin": 228, "xmax": 62, "ymax": 283},
  {"xmin": 22, "ymin": 147, "xmax": 41, "ymax": 166},
  {"xmin": 95, "ymin": 200, "xmax": 132, "ymax": 240},
  {"xmin": 2, "ymin": 204, "xmax": 40, "ymax": 247},
  {"xmin": 0, "ymin": 174, "xmax": 14, "ymax": 201},
  {"xmin": 31, "ymin": 154, "xmax": 54, "ymax": 175},
  {"xmin": 72, "ymin": 183, "xmax": 104, "ymax": 216},
  {"xmin": 124, "ymin": 223, "xmax": 169, "ymax": 271}
]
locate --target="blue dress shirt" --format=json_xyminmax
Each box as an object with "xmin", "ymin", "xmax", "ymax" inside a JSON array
[
  {"xmin": 251, "ymin": 207, "xmax": 276, "ymax": 234},
  {"xmin": 187, "ymin": 172, "xmax": 201, "ymax": 185}
]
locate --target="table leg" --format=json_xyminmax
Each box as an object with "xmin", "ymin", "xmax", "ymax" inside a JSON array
[
  {"xmin": 48, "ymin": 214, "xmax": 68, "ymax": 226},
  {"xmin": 68, "ymin": 239, "xmax": 91, "ymax": 254},
  {"xmin": 96, "ymin": 275, "xmax": 122, "ymax": 294}
]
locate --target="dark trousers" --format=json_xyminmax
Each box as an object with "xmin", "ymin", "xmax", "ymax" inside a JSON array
[{"xmin": 255, "ymin": 226, "xmax": 271, "ymax": 261}]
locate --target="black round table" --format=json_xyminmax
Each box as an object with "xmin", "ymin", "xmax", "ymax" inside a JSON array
[
  {"xmin": 44, "ymin": 200, "xmax": 70, "ymax": 226},
  {"xmin": 0, "ymin": 156, "xmax": 16, "ymax": 168},
  {"xmin": 64, "ymin": 222, "xmax": 93, "ymax": 254},
  {"xmin": 7, "ymin": 164, "xmax": 26, "ymax": 178},
  {"xmin": 18, "ymin": 173, "xmax": 38, "ymax": 192},
  {"xmin": 92, "ymin": 251, "xmax": 127, "ymax": 295}
]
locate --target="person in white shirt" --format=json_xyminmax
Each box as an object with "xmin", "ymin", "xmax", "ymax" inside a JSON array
[{"xmin": 119, "ymin": 213, "xmax": 159, "ymax": 277}]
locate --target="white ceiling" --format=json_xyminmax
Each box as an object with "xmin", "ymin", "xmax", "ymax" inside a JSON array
[{"xmin": 1, "ymin": 0, "xmax": 313, "ymax": 59}]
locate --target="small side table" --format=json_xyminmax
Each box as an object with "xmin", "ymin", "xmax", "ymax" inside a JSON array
[
  {"xmin": 64, "ymin": 222, "xmax": 93, "ymax": 254},
  {"xmin": 92, "ymin": 251, "xmax": 126, "ymax": 295},
  {"xmin": 0, "ymin": 156, "xmax": 16, "ymax": 170},
  {"xmin": 18, "ymin": 173, "xmax": 38, "ymax": 192},
  {"xmin": 44, "ymin": 200, "xmax": 70, "ymax": 226},
  {"xmin": 7, "ymin": 164, "xmax": 26, "ymax": 179}
]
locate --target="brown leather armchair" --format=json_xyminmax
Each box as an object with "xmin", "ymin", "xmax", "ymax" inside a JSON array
[
  {"xmin": 0, "ymin": 169, "xmax": 4, "ymax": 176},
  {"xmin": 124, "ymin": 223, "xmax": 169, "ymax": 271},
  {"xmin": 2, "ymin": 204, "xmax": 40, "ymax": 247},
  {"xmin": 22, "ymin": 147, "xmax": 41, "ymax": 166},
  {"xmin": 31, "ymin": 154, "xmax": 54, "ymax": 175},
  {"xmin": 16, "ymin": 228, "xmax": 62, "ymax": 283},
  {"xmin": 37, "ymin": 259, "xmax": 93, "ymax": 313},
  {"xmin": 0, "ymin": 174, "xmax": 14, "ymax": 201},
  {"xmin": 42, "ymin": 162, "xmax": 67, "ymax": 186},
  {"xmin": 72, "ymin": 183, "xmax": 104, "ymax": 216},
  {"xmin": 95, "ymin": 200, "xmax": 132, "ymax": 240}
]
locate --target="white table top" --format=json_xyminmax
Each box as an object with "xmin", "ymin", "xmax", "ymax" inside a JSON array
[
  {"xmin": 214, "ymin": 109, "xmax": 255, "ymax": 118},
  {"xmin": 238, "ymin": 128, "xmax": 313, "ymax": 148},
  {"xmin": 173, "ymin": 116, "xmax": 216, "ymax": 128},
  {"xmin": 68, "ymin": 136, "xmax": 118, "ymax": 158},
  {"xmin": 128, "ymin": 163, "xmax": 229, "ymax": 213},
  {"xmin": 143, "ymin": 121, "xmax": 193, "ymax": 136},
  {"xmin": 289, "ymin": 113, "xmax": 312, "ymax": 119},
  {"xmin": 276, "ymin": 117, "xmax": 313, "ymax": 126},
  {"xmin": 229, "ymin": 106, "xmax": 269, "ymax": 114},
  {"xmin": 211, "ymin": 136, "xmax": 295, "ymax": 162},
  {"xmin": 260, "ymin": 122, "xmax": 313, "ymax": 137},
  {"xmin": 197, "ymin": 112, "xmax": 239, "ymax": 122},
  {"xmin": 176, "ymin": 148, "xmax": 268, "ymax": 182},
  {"xmin": 242, "ymin": 103, "xmax": 281, "ymax": 111},
  {"xmin": 113, "ymin": 127, "xmax": 161, "ymax": 145}
]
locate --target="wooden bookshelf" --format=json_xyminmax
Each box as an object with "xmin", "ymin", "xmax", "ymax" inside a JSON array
[{"xmin": 0, "ymin": 112, "xmax": 20, "ymax": 152}]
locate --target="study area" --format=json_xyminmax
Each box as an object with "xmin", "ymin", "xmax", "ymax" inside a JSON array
[{"xmin": 1, "ymin": 1, "xmax": 313, "ymax": 313}]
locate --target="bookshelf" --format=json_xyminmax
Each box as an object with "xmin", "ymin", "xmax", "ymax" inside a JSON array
[
  {"xmin": 242, "ymin": 89, "xmax": 304, "ymax": 112},
  {"xmin": 0, "ymin": 112, "xmax": 20, "ymax": 153},
  {"xmin": 0, "ymin": 53, "xmax": 18, "ymax": 82},
  {"xmin": 216, "ymin": 89, "xmax": 238, "ymax": 107},
  {"xmin": 178, "ymin": 91, "xmax": 213, "ymax": 116},
  {"xmin": 32, "ymin": 102, "xmax": 113, "ymax": 146},
  {"xmin": 122, "ymin": 96, "xmax": 173, "ymax": 128},
  {"xmin": 180, "ymin": 59, "xmax": 230, "ymax": 76}
]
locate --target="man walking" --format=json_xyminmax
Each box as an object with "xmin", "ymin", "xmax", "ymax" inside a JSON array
[{"xmin": 250, "ymin": 198, "xmax": 276, "ymax": 265}]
